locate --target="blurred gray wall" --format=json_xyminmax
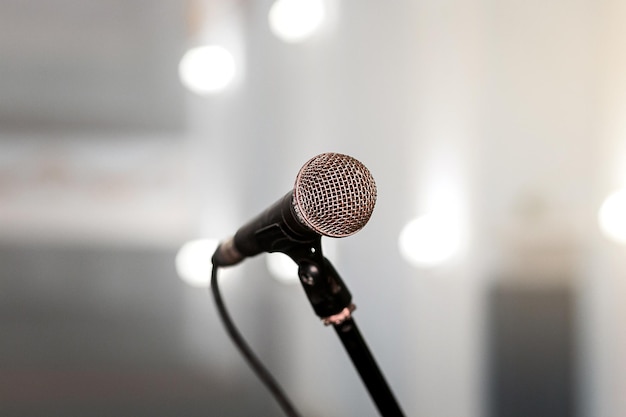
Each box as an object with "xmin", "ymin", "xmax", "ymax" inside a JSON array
[{"xmin": 2, "ymin": 0, "xmax": 626, "ymax": 416}]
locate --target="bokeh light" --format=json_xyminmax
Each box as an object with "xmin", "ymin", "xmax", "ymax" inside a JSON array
[
  {"xmin": 268, "ymin": 0, "xmax": 326, "ymax": 43},
  {"xmin": 175, "ymin": 238, "xmax": 219, "ymax": 287},
  {"xmin": 598, "ymin": 188, "xmax": 626, "ymax": 244},
  {"xmin": 398, "ymin": 214, "xmax": 461, "ymax": 268},
  {"xmin": 266, "ymin": 252, "xmax": 299, "ymax": 284},
  {"xmin": 178, "ymin": 45, "xmax": 236, "ymax": 94}
]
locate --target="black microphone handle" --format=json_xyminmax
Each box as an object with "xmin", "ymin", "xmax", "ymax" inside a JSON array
[{"xmin": 212, "ymin": 192, "xmax": 319, "ymax": 267}]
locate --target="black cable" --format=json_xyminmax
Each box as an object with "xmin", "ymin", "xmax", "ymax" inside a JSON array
[{"xmin": 210, "ymin": 264, "xmax": 303, "ymax": 417}]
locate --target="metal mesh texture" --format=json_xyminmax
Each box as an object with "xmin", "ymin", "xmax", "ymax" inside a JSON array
[{"xmin": 293, "ymin": 153, "xmax": 377, "ymax": 237}]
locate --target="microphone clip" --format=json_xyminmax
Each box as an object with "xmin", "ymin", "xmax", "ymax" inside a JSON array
[{"xmin": 282, "ymin": 237, "xmax": 353, "ymax": 321}]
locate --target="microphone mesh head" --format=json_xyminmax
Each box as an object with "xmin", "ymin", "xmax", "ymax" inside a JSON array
[{"xmin": 293, "ymin": 153, "xmax": 377, "ymax": 237}]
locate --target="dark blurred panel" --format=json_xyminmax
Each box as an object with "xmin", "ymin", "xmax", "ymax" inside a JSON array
[
  {"xmin": 0, "ymin": 244, "xmax": 279, "ymax": 417},
  {"xmin": 488, "ymin": 282, "xmax": 576, "ymax": 417}
]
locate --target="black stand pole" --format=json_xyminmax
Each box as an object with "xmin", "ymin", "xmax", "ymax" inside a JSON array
[
  {"xmin": 334, "ymin": 317, "xmax": 405, "ymax": 417},
  {"xmin": 284, "ymin": 239, "xmax": 405, "ymax": 417}
]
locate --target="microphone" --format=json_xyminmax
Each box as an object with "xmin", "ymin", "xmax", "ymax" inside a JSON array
[{"xmin": 212, "ymin": 152, "xmax": 377, "ymax": 267}]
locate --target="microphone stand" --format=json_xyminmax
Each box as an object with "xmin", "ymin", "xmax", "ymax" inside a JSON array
[{"xmin": 284, "ymin": 239, "xmax": 405, "ymax": 417}]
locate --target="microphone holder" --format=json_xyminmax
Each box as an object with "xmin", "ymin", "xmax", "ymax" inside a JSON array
[{"xmin": 284, "ymin": 239, "xmax": 405, "ymax": 417}]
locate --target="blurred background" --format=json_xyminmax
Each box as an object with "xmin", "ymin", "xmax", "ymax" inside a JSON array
[{"xmin": 1, "ymin": 0, "xmax": 626, "ymax": 416}]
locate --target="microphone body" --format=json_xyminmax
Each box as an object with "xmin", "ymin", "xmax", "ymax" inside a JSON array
[
  {"xmin": 212, "ymin": 192, "xmax": 318, "ymax": 266},
  {"xmin": 212, "ymin": 153, "xmax": 377, "ymax": 267}
]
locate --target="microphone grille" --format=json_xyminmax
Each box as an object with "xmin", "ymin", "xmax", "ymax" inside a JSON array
[{"xmin": 293, "ymin": 153, "xmax": 377, "ymax": 237}]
